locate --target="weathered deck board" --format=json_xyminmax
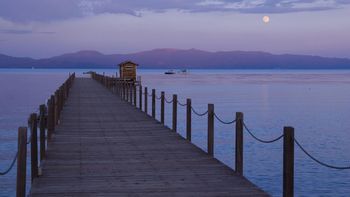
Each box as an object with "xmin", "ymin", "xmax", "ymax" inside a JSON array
[{"xmin": 30, "ymin": 78, "xmax": 269, "ymax": 197}]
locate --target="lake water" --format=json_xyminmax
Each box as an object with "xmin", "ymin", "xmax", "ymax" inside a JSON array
[{"xmin": 1, "ymin": 68, "xmax": 350, "ymax": 196}]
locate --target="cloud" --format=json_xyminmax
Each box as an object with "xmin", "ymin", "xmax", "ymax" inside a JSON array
[
  {"xmin": 0, "ymin": 29, "xmax": 55, "ymax": 35},
  {"xmin": 0, "ymin": 29, "xmax": 33, "ymax": 34},
  {"xmin": 0, "ymin": 0, "xmax": 349, "ymax": 22}
]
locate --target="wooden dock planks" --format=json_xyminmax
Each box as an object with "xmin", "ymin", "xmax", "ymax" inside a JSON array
[{"xmin": 30, "ymin": 78, "xmax": 269, "ymax": 197}]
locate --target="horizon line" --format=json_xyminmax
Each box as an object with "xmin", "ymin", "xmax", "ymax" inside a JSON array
[{"xmin": 2, "ymin": 48, "xmax": 350, "ymax": 60}]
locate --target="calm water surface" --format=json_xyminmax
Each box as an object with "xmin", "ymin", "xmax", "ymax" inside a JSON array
[{"xmin": 1, "ymin": 69, "xmax": 350, "ymax": 197}]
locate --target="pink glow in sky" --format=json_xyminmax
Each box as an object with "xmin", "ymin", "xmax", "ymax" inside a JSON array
[{"xmin": 0, "ymin": 0, "xmax": 349, "ymax": 58}]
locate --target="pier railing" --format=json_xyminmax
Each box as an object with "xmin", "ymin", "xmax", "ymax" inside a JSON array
[
  {"xmin": 92, "ymin": 72, "xmax": 350, "ymax": 197},
  {"xmin": 0, "ymin": 73, "xmax": 75, "ymax": 197}
]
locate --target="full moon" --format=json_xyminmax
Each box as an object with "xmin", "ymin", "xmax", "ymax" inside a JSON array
[{"xmin": 263, "ymin": 16, "xmax": 270, "ymax": 23}]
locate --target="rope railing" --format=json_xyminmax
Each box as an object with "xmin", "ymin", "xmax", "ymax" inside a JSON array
[
  {"xmin": 191, "ymin": 107, "xmax": 208, "ymax": 117},
  {"xmin": 214, "ymin": 113, "xmax": 236, "ymax": 125},
  {"xmin": 177, "ymin": 100, "xmax": 187, "ymax": 107},
  {"xmin": 92, "ymin": 71, "xmax": 350, "ymax": 197},
  {"xmin": 243, "ymin": 122, "xmax": 284, "ymax": 144},
  {"xmin": 294, "ymin": 139, "xmax": 350, "ymax": 170},
  {"xmin": 0, "ymin": 73, "xmax": 76, "ymax": 196},
  {"xmin": 0, "ymin": 152, "xmax": 18, "ymax": 176},
  {"xmin": 165, "ymin": 98, "xmax": 173, "ymax": 104}
]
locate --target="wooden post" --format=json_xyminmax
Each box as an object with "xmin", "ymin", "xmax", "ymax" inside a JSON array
[
  {"xmin": 172, "ymin": 94, "xmax": 177, "ymax": 132},
  {"xmin": 139, "ymin": 85, "xmax": 142, "ymax": 109},
  {"xmin": 59, "ymin": 87, "xmax": 63, "ymax": 114},
  {"xmin": 129, "ymin": 83, "xmax": 132, "ymax": 103},
  {"xmin": 16, "ymin": 127, "xmax": 27, "ymax": 197},
  {"xmin": 118, "ymin": 81, "xmax": 121, "ymax": 96},
  {"xmin": 144, "ymin": 87, "xmax": 148, "ymax": 113},
  {"xmin": 207, "ymin": 104, "xmax": 214, "ymax": 156},
  {"xmin": 133, "ymin": 84, "xmax": 137, "ymax": 106},
  {"xmin": 30, "ymin": 113, "xmax": 38, "ymax": 181},
  {"xmin": 126, "ymin": 83, "xmax": 130, "ymax": 102},
  {"xmin": 115, "ymin": 80, "xmax": 119, "ymax": 95},
  {"xmin": 152, "ymin": 89, "xmax": 156, "ymax": 118},
  {"xmin": 235, "ymin": 112, "xmax": 244, "ymax": 176},
  {"xmin": 123, "ymin": 82, "xmax": 126, "ymax": 100},
  {"xmin": 120, "ymin": 81, "xmax": 122, "ymax": 97},
  {"xmin": 122, "ymin": 81, "xmax": 125, "ymax": 100},
  {"xmin": 54, "ymin": 91, "xmax": 59, "ymax": 125},
  {"xmin": 283, "ymin": 127, "xmax": 294, "ymax": 197},
  {"xmin": 121, "ymin": 81, "xmax": 124, "ymax": 99},
  {"xmin": 161, "ymin": 91, "xmax": 165, "ymax": 124},
  {"xmin": 48, "ymin": 95, "xmax": 55, "ymax": 140},
  {"xmin": 39, "ymin": 105, "xmax": 46, "ymax": 161},
  {"xmin": 64, "ymin": 82, "xmax": 68, "ymax": 100},
  {"xmin": 186, "ymin": 98, "xmax": 192, "ymax": 141}
]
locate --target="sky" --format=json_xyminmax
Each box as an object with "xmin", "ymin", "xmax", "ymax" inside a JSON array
[{"xmin": 0, "ymin": 0, "xmax": 349, "ymax": 59}]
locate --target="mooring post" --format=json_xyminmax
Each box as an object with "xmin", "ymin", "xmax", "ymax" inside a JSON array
[
  {"xmin": 186, "ymin": 98, "xmax": 192, "ymax": 141},
  {"xmin": 117, "ymin": 80, "xmax": 120, "ymax": 96},
  {"xmin": 161, "ymin": 91, "xmax": 165, "ymax": 124},
  {"xmin": 283, "ymin": 127, "xmax": 294, "ymax": 197},
  {"xmin": 126, "ymin": 82, "xmax": 130, "ymax": 102},
  {"xmin": 133, "ymin": 84, "xmax": 137, "ymax": 106},
  {"xmin": 129, "ymin": 83, "xmax": 132, "ymax": 103},
  {"xmin": 152, "ymin": 89, "xmax": 156, "ymax": 118},
  {"xmin": 172, "ymin": 94, "xmax": 177, "ymax": 132},
  {"xmin": 30, "ymin": 113, "xmax": 38, "ymax": 181},
  {"xmin": 58, "ymin": 88, "xmax": 61, "ymax": 116},
  {"xmin": 139, "ymin": 85, "xmax": 143, "ymax": 109},
  {"xmin": 123, "ymin": 82, "xmax": 126, "ymax": 100},
  {"xmin": 127, "ymin": 83, "xmax": 130, "ymax": 102},
  {"xmin": 48, "ymin": 95, "xmax": 55, "ymax": 140},
  {"xmin": 144, "ymin": 87, "xmax": 148, "ymax": 113},
  {"xmin": 235, "ymin": 112, "xmax": 244, "ymax": 176},
  {"xmin": 207, "ymin": 104, "xmax": 214, "ymax": 156},
  {"xmin": 16, "ymin": 127, "xmax": 27, "ymax": 197},
  {"xmin": 121, "ymin": 81, "xmax": 124, "ymax": 99},
  {"xmin": 65, "ymin": 82, "xmax": 68, "ymax": 100},
  {"xmin": 39, "ymin": 104, "xmax": 46, "ymax": 161},
  {"xmin": 124, "ymin": 81, "xmax": 126, "ymax": 101},
  {"xmin": 115, "ymin": 80, "xmax": 119, "ymax": 95},
  {"xmin": 54, "ymin": 91, "xmax": 59, "ymax": 125},
  {"xmin": 118, "ymin": 81, "xmax": 121, "ymax": 96},
  {"xmin": 59, "ymin": 87, "xmax": 63, "ymax": 114},
  {"xmin": 114, "ymin": 80, "xmax": 117, "ymax": 94}
]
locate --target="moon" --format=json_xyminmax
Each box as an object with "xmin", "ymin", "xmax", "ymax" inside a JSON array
[{"xmin": 262, "ymin": 16, "xmax": 270, "ymax": 24}]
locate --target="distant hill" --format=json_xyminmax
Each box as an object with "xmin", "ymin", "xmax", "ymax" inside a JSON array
[{"xmin": 1, "ymin": 48, "xmax": 350, "ymax": 69}]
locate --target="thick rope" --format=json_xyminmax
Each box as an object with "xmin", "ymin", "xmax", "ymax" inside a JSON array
[
  {"xmin": 214, "ymin": 113, "xmax": 236, "ymax": 125},
  {"xmin": 191, "ymin": 107, "xmax": 208, "ymax": 117},
  {"xmin": 165, "ymin": 98, "xmax": 173, "ymax": 104},
  {"xmin": 294, "ymin": 139, "xmax": 350, "ymax": 170},
  {"xmin": 0, "ymin": 152, "xmax": 18, "ymax": 176},
  {"xmin": 243, "ymin": 122, "xmax": 284, "ymax": 144},
  {"xmin": 177, "ymin": 100, "xmax": 187, "ymax": 107}
]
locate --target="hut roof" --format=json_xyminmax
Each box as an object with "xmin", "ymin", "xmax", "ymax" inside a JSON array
[{"xmin": 119, "ymin": 60, "xmax": 138, "ymax": 67}]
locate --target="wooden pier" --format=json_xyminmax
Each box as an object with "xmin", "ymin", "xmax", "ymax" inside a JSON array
[
  {"xmin": 3, "ymin": 71, "xmax": 348, "ymax": 197},
  {"xmin": 29, "ymin": 77, "xmax": 268, "ymax": 196}
]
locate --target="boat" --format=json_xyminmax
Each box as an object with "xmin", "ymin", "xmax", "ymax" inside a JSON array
[{"xmin": 164, "ymin": 70, "xmax": 175, "ymax": 75}]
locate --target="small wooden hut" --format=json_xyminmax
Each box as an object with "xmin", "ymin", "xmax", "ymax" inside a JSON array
[{"xmin": 118, "ymin": 61, "xmax": 138, "ymax": 81}]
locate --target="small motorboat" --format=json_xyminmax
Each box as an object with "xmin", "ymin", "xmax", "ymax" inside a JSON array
[{"xmin": 164, "ymin": 70, "xmax": 175, "ymax": 75}]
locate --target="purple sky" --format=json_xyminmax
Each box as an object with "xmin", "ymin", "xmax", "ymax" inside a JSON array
[{"xmin": 0, "ymin": 0, "xmax": 349, "ymax": 58}]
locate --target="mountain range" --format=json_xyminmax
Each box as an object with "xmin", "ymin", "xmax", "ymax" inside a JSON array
[{"xmin": 1, "ymin": 48, "xmax": 350, "ymax": 69}]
